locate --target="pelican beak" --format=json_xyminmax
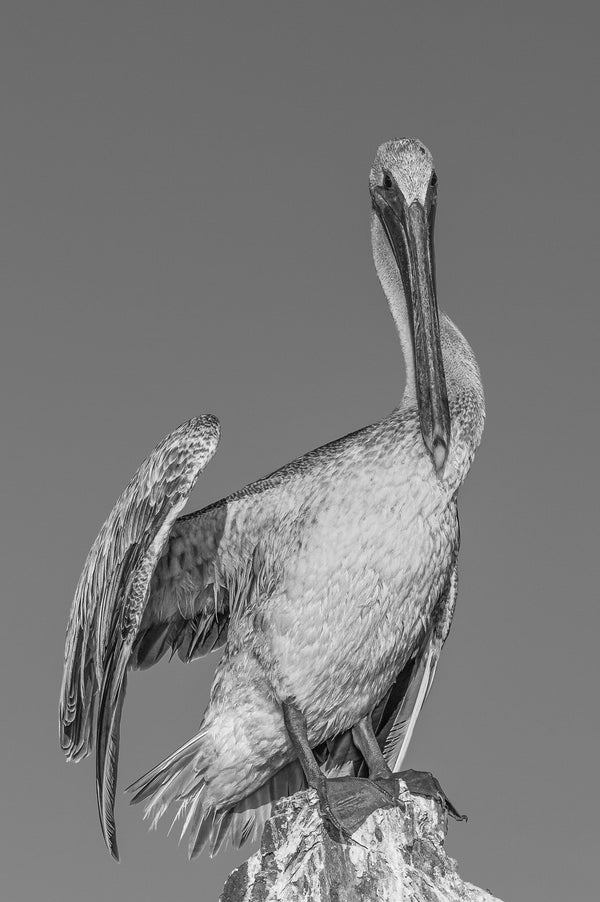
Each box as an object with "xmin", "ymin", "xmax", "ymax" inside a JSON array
[{"xmin": 371, "ymin": 175, "xmax": 451, "ymax": 471}]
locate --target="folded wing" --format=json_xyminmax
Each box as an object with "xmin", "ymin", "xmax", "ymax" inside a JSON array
[{"xmin": 379, "ymin": 562, "xmax": 459, "ymax": 771}]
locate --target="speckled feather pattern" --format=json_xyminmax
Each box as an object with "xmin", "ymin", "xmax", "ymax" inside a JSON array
[{"xmin": 59, "ymin": 415, "xmax": 220, "ymax": 762}]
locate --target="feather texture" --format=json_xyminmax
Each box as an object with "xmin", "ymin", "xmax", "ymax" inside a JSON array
[
  {"xmin": 383, "ymin": 564, "xmax": 459, "ymax": 771},
  {"xmin": 126, "ymin": 741, "xmax": 307, "ymax": 858},
  {"xmin": 59, "ymin": 415, "xmax": 221, "ymax": 856}
]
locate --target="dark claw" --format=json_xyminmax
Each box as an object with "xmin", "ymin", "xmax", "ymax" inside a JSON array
[{"xmin": 321, "ymin": 800, "xmax": 356, "ymax": 844}]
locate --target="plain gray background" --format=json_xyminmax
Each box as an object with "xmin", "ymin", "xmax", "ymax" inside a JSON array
[{"xmin": 1, "ymin": 3, "xmax": 598, "ymax": 900}]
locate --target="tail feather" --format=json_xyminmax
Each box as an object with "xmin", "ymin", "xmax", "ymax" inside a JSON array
[
  {"xmin": 210, "ymin": 810, "xmax": 233, "ymax": 857},
  {"xmin": 229, "ymin": 810, "xmax": 253, "ymax": 851},
  {"xmin": 127, "ymin": 734, "xmax": 204, "ymax": 805},
  {"xmin": 192, "ymin": 759, "xmax": 305, "ymax": 857},
  {"xmin": 127, "ymin": 737, "xmax": 307, "ymax": 858},
  {"xmin": 178, "ymin": 793, "xmax": 203, "ymax": 842},
  {"xmin": 240, "ymin": 815, "xmax": 257, "ymax": 848},
  {"xmin": 190, "ymin": 808, "xmax": 218, "ymax": 859}
]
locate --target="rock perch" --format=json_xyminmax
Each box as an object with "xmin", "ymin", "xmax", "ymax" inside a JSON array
[{"xmin": 220, "ymin": 790, "xmax": 502, "ymax": 902}]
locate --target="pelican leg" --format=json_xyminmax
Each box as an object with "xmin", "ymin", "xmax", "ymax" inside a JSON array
[
  {"xmin": 352, "ymin": 716, "xmax": 408, "ymax": 805},
  {"xmin": 282, "ymin": 701, "xmax": 397, "ymax": 842},
  {"xmin": 351, "ymin": 718, "xmax": 464, "ymax": 819}
]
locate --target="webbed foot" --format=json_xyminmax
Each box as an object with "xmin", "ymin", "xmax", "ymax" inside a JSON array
[
  {"xmin": 369, "ymin": 774, "xmax": 409, "ymax": 806},
  {"xmin": 396, "ymin": 768, "xmax": 467, "ymax": 821},
  {"xmin": 316, "ymin": 775, "xmax": 399, "ymax": 841}
]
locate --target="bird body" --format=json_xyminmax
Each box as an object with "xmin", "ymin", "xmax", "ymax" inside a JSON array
[
  {"xmin": 60, "ymin": 138, "xmax": 485, "ymax": 859},
  {"xmin": 133, "ymin": 312, "xmax": 483, "ymax": 821}
]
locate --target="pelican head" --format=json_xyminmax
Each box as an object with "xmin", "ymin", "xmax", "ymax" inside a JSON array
[{"xmin": 370, "ymin": 138, "xmax": 450, "ymax": 472}]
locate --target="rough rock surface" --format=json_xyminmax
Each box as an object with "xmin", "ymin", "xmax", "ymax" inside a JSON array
[{"xmin": 220, "ymin": 789, "xmax": 503, "ymax": 902}]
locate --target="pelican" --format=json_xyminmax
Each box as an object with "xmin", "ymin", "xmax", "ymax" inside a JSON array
[{"xmin": 59, "ymin": 138, "xmax": 485, "ymax": 861}]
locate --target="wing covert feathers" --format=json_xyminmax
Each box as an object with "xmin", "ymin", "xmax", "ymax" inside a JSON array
[
  {"xmin": 59, "ymin": 415, "xmax": 221, "ymax": 857},
  {"xmin": 382, "ymin": 564, "xmax": 459, "ymax": 771}
]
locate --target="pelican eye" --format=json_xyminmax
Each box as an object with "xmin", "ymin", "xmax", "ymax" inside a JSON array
[
  {"xmin": 430, "ymin": 172, "xmax": 438, "ymax": 188},
  {"xmin": 382, "ymin": 172, "xmax": 394, "ymax": 190}
]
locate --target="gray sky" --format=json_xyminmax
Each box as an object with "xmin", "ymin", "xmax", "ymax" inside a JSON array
[{"xmin": 1, "ymin": 3, "xmax": 598, "ymax": 900}]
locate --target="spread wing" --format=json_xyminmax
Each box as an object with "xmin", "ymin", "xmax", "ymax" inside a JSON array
[
  {"xmin": 377, "ymin": 562, "xmax": 459, "ymax": 771},
  {"xmin": 59, "ymin": 415, "xmax": 221, "ymax": 859}
]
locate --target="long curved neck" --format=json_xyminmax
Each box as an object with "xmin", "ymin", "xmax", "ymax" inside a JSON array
[
  {"xmin": 371, "ymin": 214, "xmax": 417, "ymax": 404},
  {"xmin": 371, "ymin": 214, "xmax": 483, "ymax": 408}
]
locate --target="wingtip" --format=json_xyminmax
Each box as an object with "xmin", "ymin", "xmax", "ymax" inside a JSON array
[
  {"xmin": 96, "ymin": 779, "xmax": 121, "ymax": 861},
  {"xmin": 100, "ymin": 823, "xmax": 120, "ymax": 861},
  {"xmin": 97, "ymin": 796, "xmax": 121, "ymax": 861},
  {"xmin": 95, "ymin": 651, "xmax": 128, "ymax": 865}
]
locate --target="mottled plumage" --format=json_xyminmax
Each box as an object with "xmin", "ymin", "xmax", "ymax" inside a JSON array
[{"xmin": 59, "ymin": 138, "xmax": 485, "ymax": 860}]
